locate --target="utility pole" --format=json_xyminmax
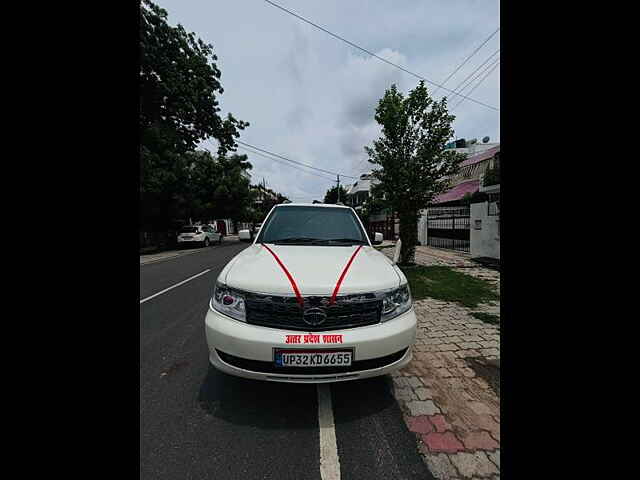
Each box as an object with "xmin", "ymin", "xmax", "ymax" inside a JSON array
[{"xmin": 336, "ymin": 174, "xmax": 340, "ymax": 203}]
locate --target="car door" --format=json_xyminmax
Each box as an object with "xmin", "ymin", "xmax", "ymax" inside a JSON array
[{"xmin": 202, "ymin": 226, "xmax": 214, "ymax": 242}]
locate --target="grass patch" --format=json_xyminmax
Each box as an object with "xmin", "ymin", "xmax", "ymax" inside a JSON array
[
  {"xmin": 470, "ymin": 311, "xmax": 500, "ymax": 326},
  {"xmin": 401, "ymin": 265, "xmax": 499, "ymax": 308}
]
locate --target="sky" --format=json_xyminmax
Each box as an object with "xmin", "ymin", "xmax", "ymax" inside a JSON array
[{"xmin": 155, "ymin": 0, "xmax": 500, "ymax": 202}]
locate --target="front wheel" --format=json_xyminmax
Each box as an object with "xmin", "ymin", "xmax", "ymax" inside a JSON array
[
  {"xmin": 204, "ymin": 238, "xmax": 210, "ymax": 247},
  {"xmin": 218, "ymin": 235, "xmax": 223, "ymax": 244}
]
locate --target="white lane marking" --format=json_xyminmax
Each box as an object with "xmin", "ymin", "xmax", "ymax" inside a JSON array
[
  {"xmin": 317, "ymin": 384, "xmax": 341, "ymax": 480},
  {"xmin": 139, "ymin": 269, "xmax": 211, "ymax": 304}
]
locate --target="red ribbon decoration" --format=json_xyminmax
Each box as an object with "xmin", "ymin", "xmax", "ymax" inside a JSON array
[
  {"xmin": 330, "ymin": 245, "xmax": 363, "ymax": 305},
  {"xmin": 262, "ymin": 244, "xmax": 304, "ymax": 307}
]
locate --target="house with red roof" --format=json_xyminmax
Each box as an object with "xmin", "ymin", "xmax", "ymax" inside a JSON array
[
  {"xmin": 417, "ymin": 144, "xmax": 500, "ymax": 255},
  {"xmin": 433, "ymin": 145, "xmax": 500, "ymax": 206}
]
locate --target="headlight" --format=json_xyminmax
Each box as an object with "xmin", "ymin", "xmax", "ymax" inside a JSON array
[
  {"xmin": 380, "ymin": 284, "xmax": 412, "ymax": 322},
  {"xmin": 210, "ymin": 283, "xmax": 246, "ymax": 322}
]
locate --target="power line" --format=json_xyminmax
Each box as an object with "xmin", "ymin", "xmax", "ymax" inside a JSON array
[
  {"xmin": 451, "ymin": 61, "xmax": 500, "ymax": 111},
  {"xmin": 263, "ymin": 0, "xmax": 499, "ymax": 112},
  {"xmin": 432, "ymin": 27, "xmax": 499, "ymax": 97},
  {"xmin": 237, "ymin": 144, "xmax": 337, "ymax": 181},
  {"xmin": 236, "ymin": 140, "xmax": 357, "ymax": 179},
  {"xmin": 447, "ymin": 49, "xmax": 499, "ymax": 101},
  {"xmin": 206, "ymin": 140, "xmax": 336, "ymax": 203},
  {"xmin": 451, "ymin": 55, "xmax": 500, "ymax": 99},
  {"xmin": 448, "ymin": 57, "xmax": 499, "ymax": 107},
  {"xmin": 205, "ymin": 141, "xmax": 334, "ymax": 202}
]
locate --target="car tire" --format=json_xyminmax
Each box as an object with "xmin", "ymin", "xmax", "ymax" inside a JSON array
[
  {"xmin": 204, "ymin": 238, "xmax": 210, "ymax": 247},
  {"xmin": 218, "ymin": 236, "xmax": 223, "ymax": 244}
]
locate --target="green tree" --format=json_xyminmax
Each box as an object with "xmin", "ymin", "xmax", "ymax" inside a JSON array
[
  {"xmin": 250, "ymin": 186, "xmax": 289, "ymax": 224},
  {"xmin": 182, "ymin": 151, "xmax": 253, "ymax": 224},
  {"xmin": 323, "ymin": 185, "xmax": 349, "ymax": 204},
  {"xmin": 356, "ymin": 194, "xmax": 385, "ymax": 232},
  {"xmin": 365, "ymin": 81, "xmax": 466, "ymax": 265},
  {"xmin": 140, "ymin": 0, "xmax": 248, "ymax": 230}
]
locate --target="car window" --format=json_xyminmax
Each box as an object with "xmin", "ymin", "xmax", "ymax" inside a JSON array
[{"xmin": 257, "ymin": 206, "xmax": 367, "ymax": 244}]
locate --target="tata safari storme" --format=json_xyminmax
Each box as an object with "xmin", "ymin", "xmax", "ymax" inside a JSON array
[{"xmin": 204, "ymin": 203, "xmax": 416, "ymax": 383}]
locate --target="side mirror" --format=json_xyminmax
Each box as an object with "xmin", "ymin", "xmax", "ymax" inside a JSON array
[
  {"xmin": 373, "ymin": 232, "xmax": 383, "ymax": 245},
  {"xmin": 238, "ymin": 229, "xmax": 252, "ymax": 242}
]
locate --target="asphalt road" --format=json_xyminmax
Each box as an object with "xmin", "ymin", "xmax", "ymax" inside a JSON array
[{"xmin": 140, "ymin": 239, "xmax": 433, "ymax": 480}]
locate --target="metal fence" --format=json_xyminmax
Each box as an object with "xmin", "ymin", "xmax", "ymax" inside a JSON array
[{"xmin": 426, "ymin": 205, "xmax": 470, "ymax": 253}]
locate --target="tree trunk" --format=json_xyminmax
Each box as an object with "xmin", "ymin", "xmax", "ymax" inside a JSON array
[{"xmin": 398, "ymin": 210, "xmax": 419, "ymax": 265}]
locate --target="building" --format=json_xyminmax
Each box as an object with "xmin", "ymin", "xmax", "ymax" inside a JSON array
[
  {"xmin": 418, "ymin": 143, "xmax": 500, "ymax": 254},
  {"xmin": 433, "ymin": 144, "xmax": 500, "ymax": 206},
  {"xmin": 345, "ymin": 173, "xmax": 399, "ymax": 240},
  {"xmin": 345, "ymin": 173, "xmax": 374, "ymax": 211},
  {"xmin": 251, "ymin": 184, "xmax": 280, "ymax": 206}
]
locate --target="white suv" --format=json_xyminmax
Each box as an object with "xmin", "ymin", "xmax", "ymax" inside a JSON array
[
  {"xmin": 205, "ymin": 203, "xmax": 416, "ymax": 383},
  {"xmin": 177, "ymin": 225, "xmax": 222, "ymax": 248}
]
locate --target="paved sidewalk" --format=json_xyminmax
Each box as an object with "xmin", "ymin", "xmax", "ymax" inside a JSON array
[{"xmin": 385, "ymin": 245, "xmax": 501, "ymax": 479}]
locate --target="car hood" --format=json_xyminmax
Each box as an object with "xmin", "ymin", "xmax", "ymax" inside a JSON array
[{"xmin": 223, "ymin": 244, "xmax": 402, "ymax": 296}]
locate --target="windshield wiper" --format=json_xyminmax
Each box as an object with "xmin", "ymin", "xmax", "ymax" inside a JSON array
[
  {"xmin": 313, "ymin": 238, "xmax": 368, "ymax": 245},
  {"xmin": 272, "ymin": 237, "xmax": 321, "ymax": 244}
]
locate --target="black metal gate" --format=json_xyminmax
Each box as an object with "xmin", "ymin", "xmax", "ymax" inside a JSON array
[{"xmin": 426, "ymin": 206, "xmax": 470, "ymax": 252}]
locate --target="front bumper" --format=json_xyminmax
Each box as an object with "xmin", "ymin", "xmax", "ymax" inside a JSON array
[{"xmin": 204, "ymin": 306, "xmax": 417, "ymax": 383}]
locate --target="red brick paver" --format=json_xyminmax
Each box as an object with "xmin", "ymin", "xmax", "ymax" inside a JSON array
[
  {"xmin": 388, "ymin": 245, "xmax": 500, "ymax": 479},
  {"xmin": 405, "ymin": 415, "xmax": 435, "ymax": 434},
  {"xmin": 422, "ymin": 432, "xmax": 465, "ymax": 453},
  {"xmin": 428, "ymin": 414, "xmax": 453, "ymax": 433}
]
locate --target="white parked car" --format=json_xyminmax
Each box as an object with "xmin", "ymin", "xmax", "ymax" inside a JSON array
[
  {"xmin": 177, "ymin": 225, "xmax": 222, "ymax": 248},
  {"xmin": 205, "ymin": 203, "xmax": 416, "ymax": 383}
]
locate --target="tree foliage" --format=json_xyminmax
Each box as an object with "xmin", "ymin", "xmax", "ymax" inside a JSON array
[
  {"xmin": 250, "ymin": 186, "xmax": 289, "ymax": 224},
  {"xmin": 180, "ymin": 151, "xmax": 253, "ymax": 223},
  {"xmin": 365, "ymin": 81, "xmax": 466, "ymax": 264},
  {"xmin": 140, "ymin": 0, "xmax": 249, "ymax": 230},
  {"xmin": 323, "ymin": 185, "xmax": 349, "ymax": 204}
]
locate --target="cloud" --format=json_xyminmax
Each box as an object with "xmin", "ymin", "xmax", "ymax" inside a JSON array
[{"xmin": 159, "ymin": 0, "xmax": 500, "ymax": 202}]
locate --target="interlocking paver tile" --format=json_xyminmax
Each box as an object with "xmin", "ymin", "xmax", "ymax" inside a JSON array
[
  {"xmin": 405, "ymin": 415, "xmax": 435, "ymax": 434},
  {"xmin": 420, "ymin": 450, "xmax": 460, "ymax": 480},
  {"xmin": 460, "ymin": 431, "xmax": 500, "ymax": 451},
  {"xmin": 422, "ymin": 432, "xmax": 465, "ymax": 453},
  {"xmin": 406, "ymin": 400, "xmax": 441, "ymax": 416},
  {"xmin": 385, "ymin": 245, "xmax": 500, "ymax": 479},
  {"xmin": 450, "ymin": 451, "xmax": 499, "ymax": 478}
]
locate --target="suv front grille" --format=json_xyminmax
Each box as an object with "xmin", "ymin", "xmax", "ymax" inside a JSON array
[{"xmin": 244, "ymin": 292, "xmax": 381, "ymax": 331}]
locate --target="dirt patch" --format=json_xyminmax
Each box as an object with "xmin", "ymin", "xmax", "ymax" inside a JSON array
[{"xmin": 466, "ymin": 357, "xmax": 500, "ymax": 396}]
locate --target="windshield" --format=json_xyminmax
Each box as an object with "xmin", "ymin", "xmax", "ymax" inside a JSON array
[
  {"xmin": 179, "ymin": 227, "xmax": 198, "ymax": 233},
  {"xmin": 257, "ymin": 206, "xmax": 368, "ymax": 245}
]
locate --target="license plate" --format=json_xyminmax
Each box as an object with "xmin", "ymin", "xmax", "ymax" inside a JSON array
[{"xmin": 274, "ymin": 349, "xmax": 353, "ymax": 367}]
